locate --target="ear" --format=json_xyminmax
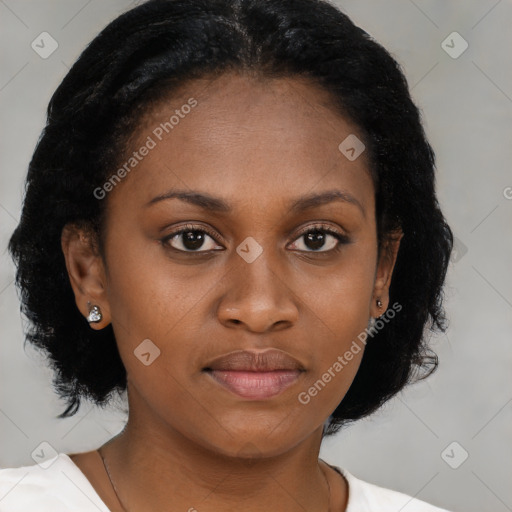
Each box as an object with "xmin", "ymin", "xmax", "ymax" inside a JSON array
[
  {"xmin": 371, "ymin": 228, "xmax": 404, "ymax": 317},
  {"xmin": 61, "ymin": 223, "xmax": 111, "ymax": 330}
]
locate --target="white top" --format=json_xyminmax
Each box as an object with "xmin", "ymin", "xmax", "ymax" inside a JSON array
[{"xmin": 0, "ymin": 453, "xmax": 451, "ymax": 511}]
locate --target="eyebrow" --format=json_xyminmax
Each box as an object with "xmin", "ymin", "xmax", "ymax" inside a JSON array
[{"xmin": 145, "ymin": 189, "xmax": 365, "ymax": 217}]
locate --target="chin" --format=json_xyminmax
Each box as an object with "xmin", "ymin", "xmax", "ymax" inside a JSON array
[{"xmin": 195, "ymin": 415, "xmax": 315, "ymax": 460}]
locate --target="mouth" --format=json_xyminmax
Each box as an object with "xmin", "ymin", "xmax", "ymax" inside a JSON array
[
  {"xmin": 204, "ymin": 369, "xmax": 303, "ymax": 399},
  {"xmin": 202, "ymin": 349, "xmax": 305, "ymax": 400}
]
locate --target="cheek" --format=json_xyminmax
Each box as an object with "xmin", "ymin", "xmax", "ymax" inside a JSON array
[
  {"xmin": 295, "ymin": 296, "xmax": 368, "ymax": 422},
  {"xmin": 301, "ymin": 242, "xmax": 377, "ymax": 334},
  {"xmin": 103, "ymin": 235, "xmax": 217, "ymax": 396},
  {"xmin": 104, "ymin": 233, "xmax": 193, "ymax": 335},
  {"xmin": 294, "ymin": 248, "xmax": 376, "ymax": 411}
]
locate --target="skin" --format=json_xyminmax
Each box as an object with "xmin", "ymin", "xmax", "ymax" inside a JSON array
[{"xmin": 62, "ymin": 71, "xmax": 402, "ymax": 512}]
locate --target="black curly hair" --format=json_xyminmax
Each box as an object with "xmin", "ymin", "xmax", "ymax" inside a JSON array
[{"xmin": 8, "ymin": 0, "xmax": 453, "ymax": 435}]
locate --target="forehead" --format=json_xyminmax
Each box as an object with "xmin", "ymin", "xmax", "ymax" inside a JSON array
[{"xmin": 107, "ymin": 72, "xmax": 373, "ymax": 214}]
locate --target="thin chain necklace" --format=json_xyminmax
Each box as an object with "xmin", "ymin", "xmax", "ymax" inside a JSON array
[
  {"xmin": 98, "ymin": 449, "xmax": 332, "ymax": 512},
  {"xmin": 99, "ymin": 449, "xmax": 129, "ymax": 512}
]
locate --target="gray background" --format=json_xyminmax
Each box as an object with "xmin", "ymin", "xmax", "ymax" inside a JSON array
[{"xmin": 1, "ymin": 1, "xmax": 511, "ymax": 511}]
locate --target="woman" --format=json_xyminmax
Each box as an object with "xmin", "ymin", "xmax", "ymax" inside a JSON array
[{"xmin": 1, "ymin": 0, "xmax": 453, "ymax": 510}]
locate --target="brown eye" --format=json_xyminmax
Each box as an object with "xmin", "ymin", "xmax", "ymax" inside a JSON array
[
  {"xmin": 289, "ymin": 225, "xmax": 350, "ymax": 253},
  {"xmin": 161, "ymin": 225, "xmax": 223, "ymax": 252}
]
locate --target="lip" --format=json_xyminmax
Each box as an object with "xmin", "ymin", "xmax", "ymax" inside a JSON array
[
  {"xmin": 202, "ymin": 349, "xmax": 305, "ymax": 400},
  {"xmin": 203, "ymin": 348, "xmax": 304, "ymax": 372},
  {"xmin": 206, "ymin": 370, "xmax": 303, "ymax": 399}
]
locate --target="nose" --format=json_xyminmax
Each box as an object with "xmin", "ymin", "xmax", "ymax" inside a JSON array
[{"xmin": 216, "ymin": 248, "xmax": 299, "ymax": 333}]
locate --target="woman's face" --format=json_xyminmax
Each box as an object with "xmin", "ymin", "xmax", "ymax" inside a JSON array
[{"xmin": 66, "ymin": 72, "xmax": 400, "ymax": 458}]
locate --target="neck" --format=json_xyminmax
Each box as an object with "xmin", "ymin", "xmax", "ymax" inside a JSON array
[{"xmin": 101, "ymin": 391, "xmax": 338, "ymax": 511}]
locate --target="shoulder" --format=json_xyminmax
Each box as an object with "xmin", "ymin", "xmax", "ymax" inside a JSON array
[
  {"xmin": 342, "ymin": 469, "xmax": 452, "ymax": 512},
  {"xmin": 0, "ymin": 453, "xmax": 109, "ymax": 512},
  {"xmin": 332, "ymin": 465, "xmax": 452, "ymax": 512}
]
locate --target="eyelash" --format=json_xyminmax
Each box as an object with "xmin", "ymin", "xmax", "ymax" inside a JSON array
[{"xmin": 160, "ymin": 223, "xmax": 350, "ymax": 254}]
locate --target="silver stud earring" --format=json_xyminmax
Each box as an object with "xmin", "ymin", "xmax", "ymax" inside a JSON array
[
  {"xmin": 376, "ymin": 299, "xmax": 383, "ymax": 309},
  {"xmin": 86, "ymin": 301, "xmax": 102, "ymax": 323}
]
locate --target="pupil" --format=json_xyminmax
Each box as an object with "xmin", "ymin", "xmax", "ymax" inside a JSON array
[
  {"xmin": 305, "ymin": 231, "xmax": 325, "ymax": 251},
  {"xmin": 183, "ymin": 231, "xmax": 205, "ymax": 250}
]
